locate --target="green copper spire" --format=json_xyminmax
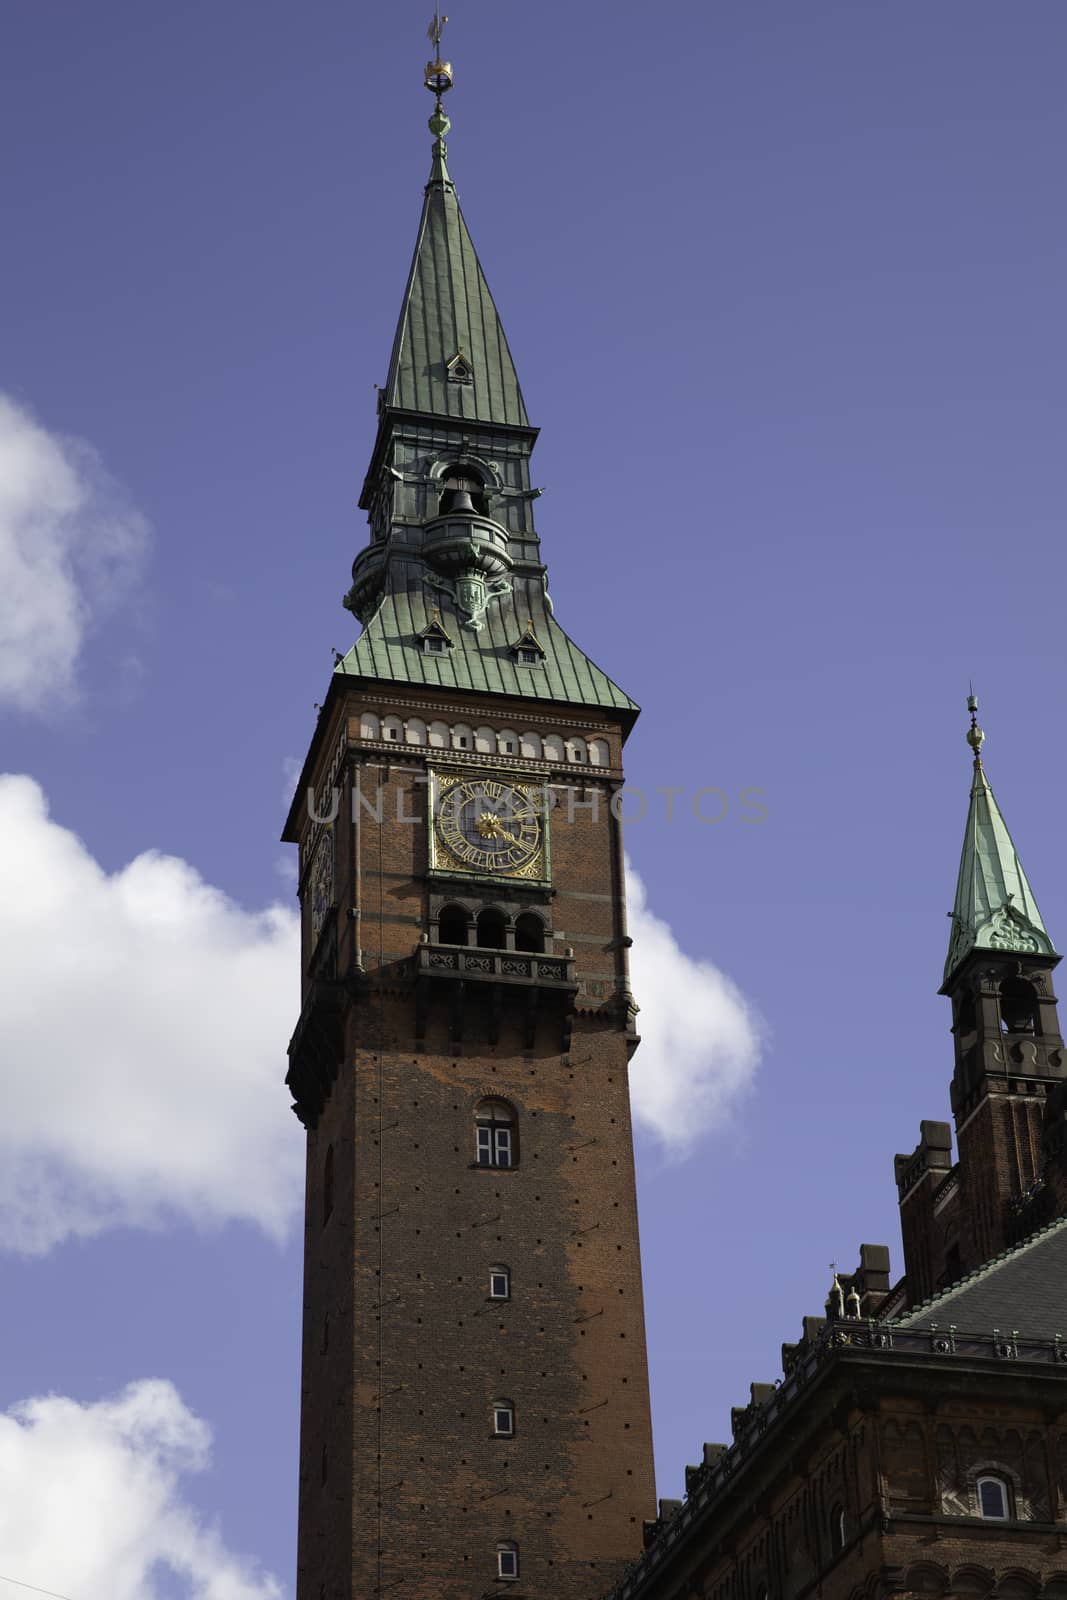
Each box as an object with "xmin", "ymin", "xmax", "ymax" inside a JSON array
[
  {"xmin": 943, "ymin": 697, "xmax": 1057, "ymax": 983},
  {"xmin": 382, "ymin": 20, "xmax": 528, "ymax": 427}
]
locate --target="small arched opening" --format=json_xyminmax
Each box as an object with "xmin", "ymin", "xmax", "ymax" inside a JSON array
[
  {"xmin": 438, "ymin": 464, "xmax": 489, "ymax": 517},
  {"xmin": 476, "ymin": 908, "xmax": 508, "ymax": 950},
  {"xmin": 1000, "ymin": 977, "xmax": 1039, "ymax": 1034},
  {"xmin": 514, "ymin": 912, "xmax": 545, "ymax": 954},
  {"xmin": 438, "ymin": 905, "xmax": 470, "ymax": 947}
]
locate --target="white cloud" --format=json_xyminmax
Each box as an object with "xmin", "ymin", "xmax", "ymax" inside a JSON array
[
  {"xmin": 626, "ymin": 862, "xmax": 763, "ymax": 1153},
  {"xmin": 0, "ymin": 775, "xmax": 302, "ymax": 1255},
  {"xmin": 0, "ymin": 1380, "xmax": 283, "ymax": 1600},
  {"xmin": 0, "ymin": 392, "xmax": 148, "ymax": 714},
  {"xmin": 281, "ymin": 755, "xmax": 302, "ymax": 812}
]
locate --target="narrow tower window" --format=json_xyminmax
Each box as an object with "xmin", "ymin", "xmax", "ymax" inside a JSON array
[
  {"xmin": 492, "ymin": 1399, "xmax": 515, "ymax": 1437},
  {"xmin": 322, "ymin": 1144, "xmax": 334, "ymax": 1226},
  {"xmin": 489, "ymin": 1265, "xmax": 511, "ymax": 1300},
  {"xmin": 496, "ymin": 1542, "xmax": 519, "ymax": 1581},
  {"xmin": 830, "ymin": 1504, "xmax": 846, "ymax": 1554},
  {"xmin": 977, "ymin": 1475, "xmax": 1011, "ymax": 1520},
  {"xmin": 1000, "ymin": 976, "xmax": 1038, "ymax": 1034},
  {"xmin": 475, "ymin": 1099, "xmax": 517, "ymax": 1169}
]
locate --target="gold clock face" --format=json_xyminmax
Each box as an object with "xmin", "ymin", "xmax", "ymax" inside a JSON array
[{"xmin": 433, "ymin": 775, "xmax": 544, "ymax": 879}]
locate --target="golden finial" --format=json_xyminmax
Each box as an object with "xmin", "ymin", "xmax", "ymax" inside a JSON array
[
  {"xmin": 966, "ymin": 692, "xmax": 985, "ymax": 762},
  {"xmin": 425, "ymin": 8, "xmax": 453, "ymax": 97}
]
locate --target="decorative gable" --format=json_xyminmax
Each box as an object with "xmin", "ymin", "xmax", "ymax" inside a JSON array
[
  {"xmin": 509, "ymin": 620, "xmax": 546, "ymax": 668},
  {"xmin": 416, "ymin": 608, "xmax": 455, "ymax": 656},
  {"xmin": 446, "ymin": 349, "xmax": 474, "ymax": 386}
]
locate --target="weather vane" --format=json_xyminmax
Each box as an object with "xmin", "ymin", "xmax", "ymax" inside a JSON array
[
  {"xmin": 427, "ymin": 7, "xmax": 448, "ymax": 53},
  {"xmin": 425, "ymin": 8, "xmax": 454, "ymax": 98}
]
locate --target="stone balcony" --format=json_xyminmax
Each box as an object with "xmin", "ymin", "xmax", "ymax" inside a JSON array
[{"xmin": 414, "ymin": 941, "xmax": 577, "ymax": 1050}]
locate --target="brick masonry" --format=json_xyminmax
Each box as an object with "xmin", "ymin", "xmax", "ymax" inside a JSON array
[{"xmin": 290, "ymin": 689, "xmax": 656, "ymax": 1599}]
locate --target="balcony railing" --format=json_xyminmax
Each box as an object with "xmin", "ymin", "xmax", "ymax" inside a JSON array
[
  {"xmin": 414, "ymin": 942, "xmax": 578, "ymax": 1049},
  {"xmin": 416, "ymin": 943, "xmax": 576, "ymax": 989}
]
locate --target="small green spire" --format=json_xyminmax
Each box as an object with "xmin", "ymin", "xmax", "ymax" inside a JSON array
[{"xmin": 943, "ymin": 696, "xmax": 1057, "ymax": 984}]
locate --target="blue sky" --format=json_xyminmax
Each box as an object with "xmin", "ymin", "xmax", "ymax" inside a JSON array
[{"xmin": 2, "ymin": 2, "xmax": 1067, "ymax": 1593}]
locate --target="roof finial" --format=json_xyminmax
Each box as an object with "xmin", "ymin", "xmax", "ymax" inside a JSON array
[
  {"xmin": 425, "ymin": 9, "xmax": 454, "ymax": 172},
  {"xmin": 966, "ymin": 691, "xmax": 985, "ymax": 766}
]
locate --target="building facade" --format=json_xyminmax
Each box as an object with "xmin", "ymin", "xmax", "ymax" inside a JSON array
[
  {"xmin": 282, "ymin": 45, "xmax": 655, "ymax": 1600},
  {"xmin": 282, "ymin": 39, "xmax": 1067, "ymax": 1600},
  {"xmin": 614, "ymin": 705, "xmax": 1067, "ymax": 1600}
]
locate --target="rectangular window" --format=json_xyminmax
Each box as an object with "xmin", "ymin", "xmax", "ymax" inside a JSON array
[
  {"xmin": 489, "ymin": 1270, "xmax": 510, "ymax": 1300},
  {"xmin": 424, "ymin": 637, "xmax": 445, "ymax": 654},
  {"xmin": 518, "ymin": 648, "xmax": 540, "ymax": 665},
  {"xmin": 494, "ymin": 1126, "xmax": 512, "ymax": 1168},
  {"xmin": 476, "ymin": 1126, "xmax": 493, "ymax": 1166},
  {"xmin": 494, "ymin": 1407, "xmax": 514, "ymax": 1437},
  {"xmin": 498, "ymin": 1549, "xmax": 518, "ymax": 1579}
]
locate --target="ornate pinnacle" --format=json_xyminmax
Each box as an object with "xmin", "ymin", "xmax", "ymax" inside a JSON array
[
  {"xmin": 424, "ymin": 9, "xmax": 454, "ymax": 168},
  {"xmin": 966, "ymin": 693, "xmax": 985, "ymax": 764}
]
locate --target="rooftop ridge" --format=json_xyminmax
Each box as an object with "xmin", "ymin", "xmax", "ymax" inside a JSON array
[{"xmin": 893, "ymin": 1212, "xmax": 1067, "ymax": 1325}]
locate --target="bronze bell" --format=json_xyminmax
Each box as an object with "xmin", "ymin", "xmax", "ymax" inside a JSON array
[{"xmin": 449, "ymin": 489, "xmax": 477, "ymax": 515}]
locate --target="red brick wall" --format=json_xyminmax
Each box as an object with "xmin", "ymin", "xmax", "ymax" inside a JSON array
[{"xmin": 292, "ymin": 688, "xmax": 656, "ymax": 1599}]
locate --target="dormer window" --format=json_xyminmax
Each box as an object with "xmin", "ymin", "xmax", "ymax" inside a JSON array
[
  {"xmin": 417, "ymin": 609, "xmax": 454, "ymax": 657},
  {"xmin": 446, "ymin": 350, "xmax": 474, "ymax": 386},
  {"xmin": 509, "ymin": 622, "xmax": 546, "ymax": 668}
]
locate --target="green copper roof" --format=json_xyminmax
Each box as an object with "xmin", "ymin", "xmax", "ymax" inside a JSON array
[
  {"xmin": 384, "ymin": 143, "xmax": 529, "ymax": 428},
  {"xmin": 336, "ymin": 582, "xmax": 636, "ymax": 717},
  {"xmin": 944, "ymin": 720, "xmax": 1056, "ymax": 983}
]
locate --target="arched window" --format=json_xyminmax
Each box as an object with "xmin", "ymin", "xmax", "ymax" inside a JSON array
[
  {"xmin": 438, "ymin": 464, "xmax": 488, "ymax": 517},
  {"xmin": 489, "ymin": 1265, "xmax": 511, "ymax": 1300},
  {"xmin": 830, "ymin": 1503, "xmax": 846, "ymax": 1554},
  {"xmin": 438, "ymin": 905, "xmax": 470, "ymax": 946},
  {"xmin": 589, "ymin": 738, "xmax": 610, "ymax": 767},
  {"xmin": 977, "ymin": 1474, "xmax": 1011, "ymax": 1520},
  {"xmin": 567, "ymin": 736, "xmax": 587, "ymax": 764},
  {"xmin": 405, "ymin": 717, "xmax": 427, "ymax": 745},
  {"xmin": 496, "ymin": 1542, "xmax": 519, "ymax": 1581},
  {"xmin": 542, "ymin": 733, "xmax": 565, "ymax": 763},
  {"xmin": 476, "ymin": 1099, "xmax": 517, "ymax": 1169},
  {"xmin": 514, "ymin": 912, "xmax": 544, "ymax": 954},
  {"xmin": 323, "ymin": 1145, "xmax": 334, "ymax": 1226},
  {"xmin": 359, "ymin": 711, "xmax": 380, "ymax": 740},
  {"xmin": 452, "ymin": 723, "xmax": 473, "ymax": 751},
  {"xmin": 1000, "ymin": 977, "xmax": 1038, "ymax": 1034},
  {"xmin": 476, "ymin": 908, "xmax": 507, "ymax": 950},
  {"xmin": 520, "ymin": 730, "xmax": 542, "ymax": 758},
  {"xmin": 382, "ymin": 715, "xmax": 403, "ymax": 744},
  {"xmin": 492, "ymin": 1398, "xmax": 515, "ymax": 1437}
]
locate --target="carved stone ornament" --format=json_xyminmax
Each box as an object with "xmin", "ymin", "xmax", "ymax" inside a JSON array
[
  {"xmin": 427, "ymin": 569, "xmax": 512, "ymax": 631},
  {"xmin": 986, "ymin": 905, "xmax": 1042, "ymax": 954}
]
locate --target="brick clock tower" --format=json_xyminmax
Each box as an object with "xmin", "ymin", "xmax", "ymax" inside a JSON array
[{"xmin": 282, "ymin": 36, "xmax": 656, "ymax": 1600}]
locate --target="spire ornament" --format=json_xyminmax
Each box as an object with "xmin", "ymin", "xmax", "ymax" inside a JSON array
[
  {"xmin": 424, "ymin": 9, "xmax": 454, "ymax": 180},
  {"xmin": 966, "ymin": 692, "xmax": 985, "ymax": 764}
]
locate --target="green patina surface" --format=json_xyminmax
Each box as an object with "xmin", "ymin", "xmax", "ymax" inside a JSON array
[
  {"xmin": 336, "ymin": 588, "xmax": 636, "ymax": 715},
  {"xmin": 944, "ymin": 756, "xmax": 1057, "ymax": 982},
  {"xmin": 384, "ymin": 145, "xmax": 528, "ymax": 428}
]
